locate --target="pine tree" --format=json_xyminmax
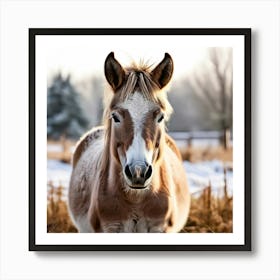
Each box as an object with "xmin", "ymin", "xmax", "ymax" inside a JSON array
[{"xmin": 47, "ymin": 73, "xmax": 89, "ymax": 140}]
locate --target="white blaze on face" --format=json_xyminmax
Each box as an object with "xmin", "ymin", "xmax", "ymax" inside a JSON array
[{"xmin": 121, "ymin": 92, "xmax": 155, "ymax": 165}]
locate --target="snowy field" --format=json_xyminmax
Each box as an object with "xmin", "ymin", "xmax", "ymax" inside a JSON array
[
  {"xmin": 47, "ymin": 159, "xmax": 72, "ymax": 187},
  {"xmin": 183, "ymin": 160, "xmax": 232, "ymax": 196},
  {"xmin": 47, "ymin": 159, "xmax": 232, "ymax": 197}
]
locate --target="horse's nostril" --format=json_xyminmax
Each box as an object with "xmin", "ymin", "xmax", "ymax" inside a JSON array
[
  {"xmin": 125, "ymin": 163, "xmax": 152, "ymax": 185},
  {"xmin": 124, "ymin": 165, "xmax": 133, "ymax": 179},
  {"xmin": 144, "ymin": 165, "xmax": 153, "ymax": 180}
]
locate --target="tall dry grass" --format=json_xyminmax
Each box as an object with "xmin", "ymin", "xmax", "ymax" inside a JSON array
[
  {"xmin": 47, "ymin": 182, "xmax": 77, "ymax": 233},
  {"xmin": 183, "ymin": 187, "xmax": 232, "ymax": 233}
]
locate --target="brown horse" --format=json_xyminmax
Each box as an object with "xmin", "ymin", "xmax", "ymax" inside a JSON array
[{"xmin": 68, "ymin": 52, "xmax": 190, "ymax": 232}]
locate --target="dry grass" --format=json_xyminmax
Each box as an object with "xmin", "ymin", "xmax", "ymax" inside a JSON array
[
  {"xmin": 180, "ymin": 145, "xmax": 233, "ymax": 163},
  {"xmin": 47, "ymin": 183, "xmax": 232, "ymax": 233},
  {"xmin": 47, "ymin": 183, "xmax": 77, "ymax": 233},
  {"xmin": 182, "ymin": 188, "xmax": 232, "ymax": 233}
]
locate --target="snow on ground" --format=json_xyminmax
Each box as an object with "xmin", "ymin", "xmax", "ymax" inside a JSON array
[
  {"xmin": 183, "ymin": 160, "xmax": 232, "ymax": 196},
  {"xmin": 47, "ymin": 159, "xmax": 72, "ymax": 187},
  {"xmin": 47, "ymin": 159, "xmax": 232, "ymax": 197}
]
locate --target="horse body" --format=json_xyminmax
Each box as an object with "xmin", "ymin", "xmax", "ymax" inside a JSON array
[{"xmin": 68, "ymin": 52, "xmax": 190, "ymax": 233}]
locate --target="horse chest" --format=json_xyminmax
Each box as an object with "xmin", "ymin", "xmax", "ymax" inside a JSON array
[
  {"xmin": 122, "ymin": 216, "xmax": 147, "ymax": 232},
  {"xmin": 101, "ymin": 202, "xmax": 169, "ymax": 233},
  {"xmin": 119, "ymin": 215, "xmax": 166, "ymax": 233}
]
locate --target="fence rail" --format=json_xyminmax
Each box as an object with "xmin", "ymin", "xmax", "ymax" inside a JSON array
[{"xmin": 169, "ymin": 130, "xmax": 232, "ymax": 149}]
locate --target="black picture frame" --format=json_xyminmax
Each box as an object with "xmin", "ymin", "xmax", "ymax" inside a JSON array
[{"xmin": 29, "ymin": 28, "xmax": 251, "ymax": 251}]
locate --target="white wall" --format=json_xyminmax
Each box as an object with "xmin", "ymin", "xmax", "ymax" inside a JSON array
[{"xmin": 0, "ymin": 0, "xmax": 279, "ymax": 279}]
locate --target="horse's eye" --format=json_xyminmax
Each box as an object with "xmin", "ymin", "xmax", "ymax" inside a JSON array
[
  {"xmin": 157, "ymin": 114, "xmax": 164, "ymax": 123},
  {"xmin": 112, "ymin": 113, "xmax": 120, "ymax": 123}
]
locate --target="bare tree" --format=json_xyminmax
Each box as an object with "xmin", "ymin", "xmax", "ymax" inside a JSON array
[{"xmin": 189, "ymin": 48, "xmax": 232, "ymax": 149}]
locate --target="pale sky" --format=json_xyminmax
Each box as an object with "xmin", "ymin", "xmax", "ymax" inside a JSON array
[{"xmin": 44, "ymin": 35, "xmax": 214, "ymax": 82}]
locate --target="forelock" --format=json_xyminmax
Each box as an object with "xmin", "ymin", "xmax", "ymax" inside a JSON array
[{"xmin": 103, "ymin": 60, "xmax": 173, "ymax": 127}]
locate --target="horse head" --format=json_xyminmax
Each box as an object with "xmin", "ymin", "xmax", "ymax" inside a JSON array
[{"xmin": 104, "ymin": 52, "xmax": 174, "ymax": 190}]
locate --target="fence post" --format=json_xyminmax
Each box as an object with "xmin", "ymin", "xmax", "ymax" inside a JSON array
[
  {"xmin": 221, "ymin": 128, "xmax": 231, "ymax": 150},
  {"xmin": 187, "ymin": 136, "xmax": 193, "ymax": 148},
  {"xmin": 207, "ymin": 181, "xmax": 211, "ymax": 225},
  {"xmin": 61, "ymin": 134, "xmax": 70, "ymax": 163},
  {"xmin": 48, "ymin": 181, "xmax": 55, "ymax": 215},
  {"xmin": 202, "ymin": 181, "xmax": 212, "ymax": 225},
  {"xmin": 223, "ymin": 165, "xmax": 228, "ymax": 200}
]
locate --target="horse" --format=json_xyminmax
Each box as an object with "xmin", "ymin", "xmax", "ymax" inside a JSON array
[{"xmin": 68, "ymin": 52, "xmax": 190, "ymax": 232}]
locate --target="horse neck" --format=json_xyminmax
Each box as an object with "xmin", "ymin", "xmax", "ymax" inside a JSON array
[{"xmin": 150, "ymin": 138, "xmax": 171, "ymax": 195}]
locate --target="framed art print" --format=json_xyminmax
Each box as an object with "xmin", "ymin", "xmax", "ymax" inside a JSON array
[{"xmin": 29, "ymin": 28, "xmax": 251, "ymax": 251}]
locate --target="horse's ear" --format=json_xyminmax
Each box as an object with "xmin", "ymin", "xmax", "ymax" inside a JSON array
[
  {"xmin": 104, "ymin": 52, "xmax": 125, "ymax": 91},
  {"xmin": 151, "ymin": 53, "xmax": 173, "ymax": 89}
]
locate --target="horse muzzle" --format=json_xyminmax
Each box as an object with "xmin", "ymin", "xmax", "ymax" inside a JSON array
[{"xmin": 124, "ymin": 161, "xmax": 153, "ymax": 188}]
